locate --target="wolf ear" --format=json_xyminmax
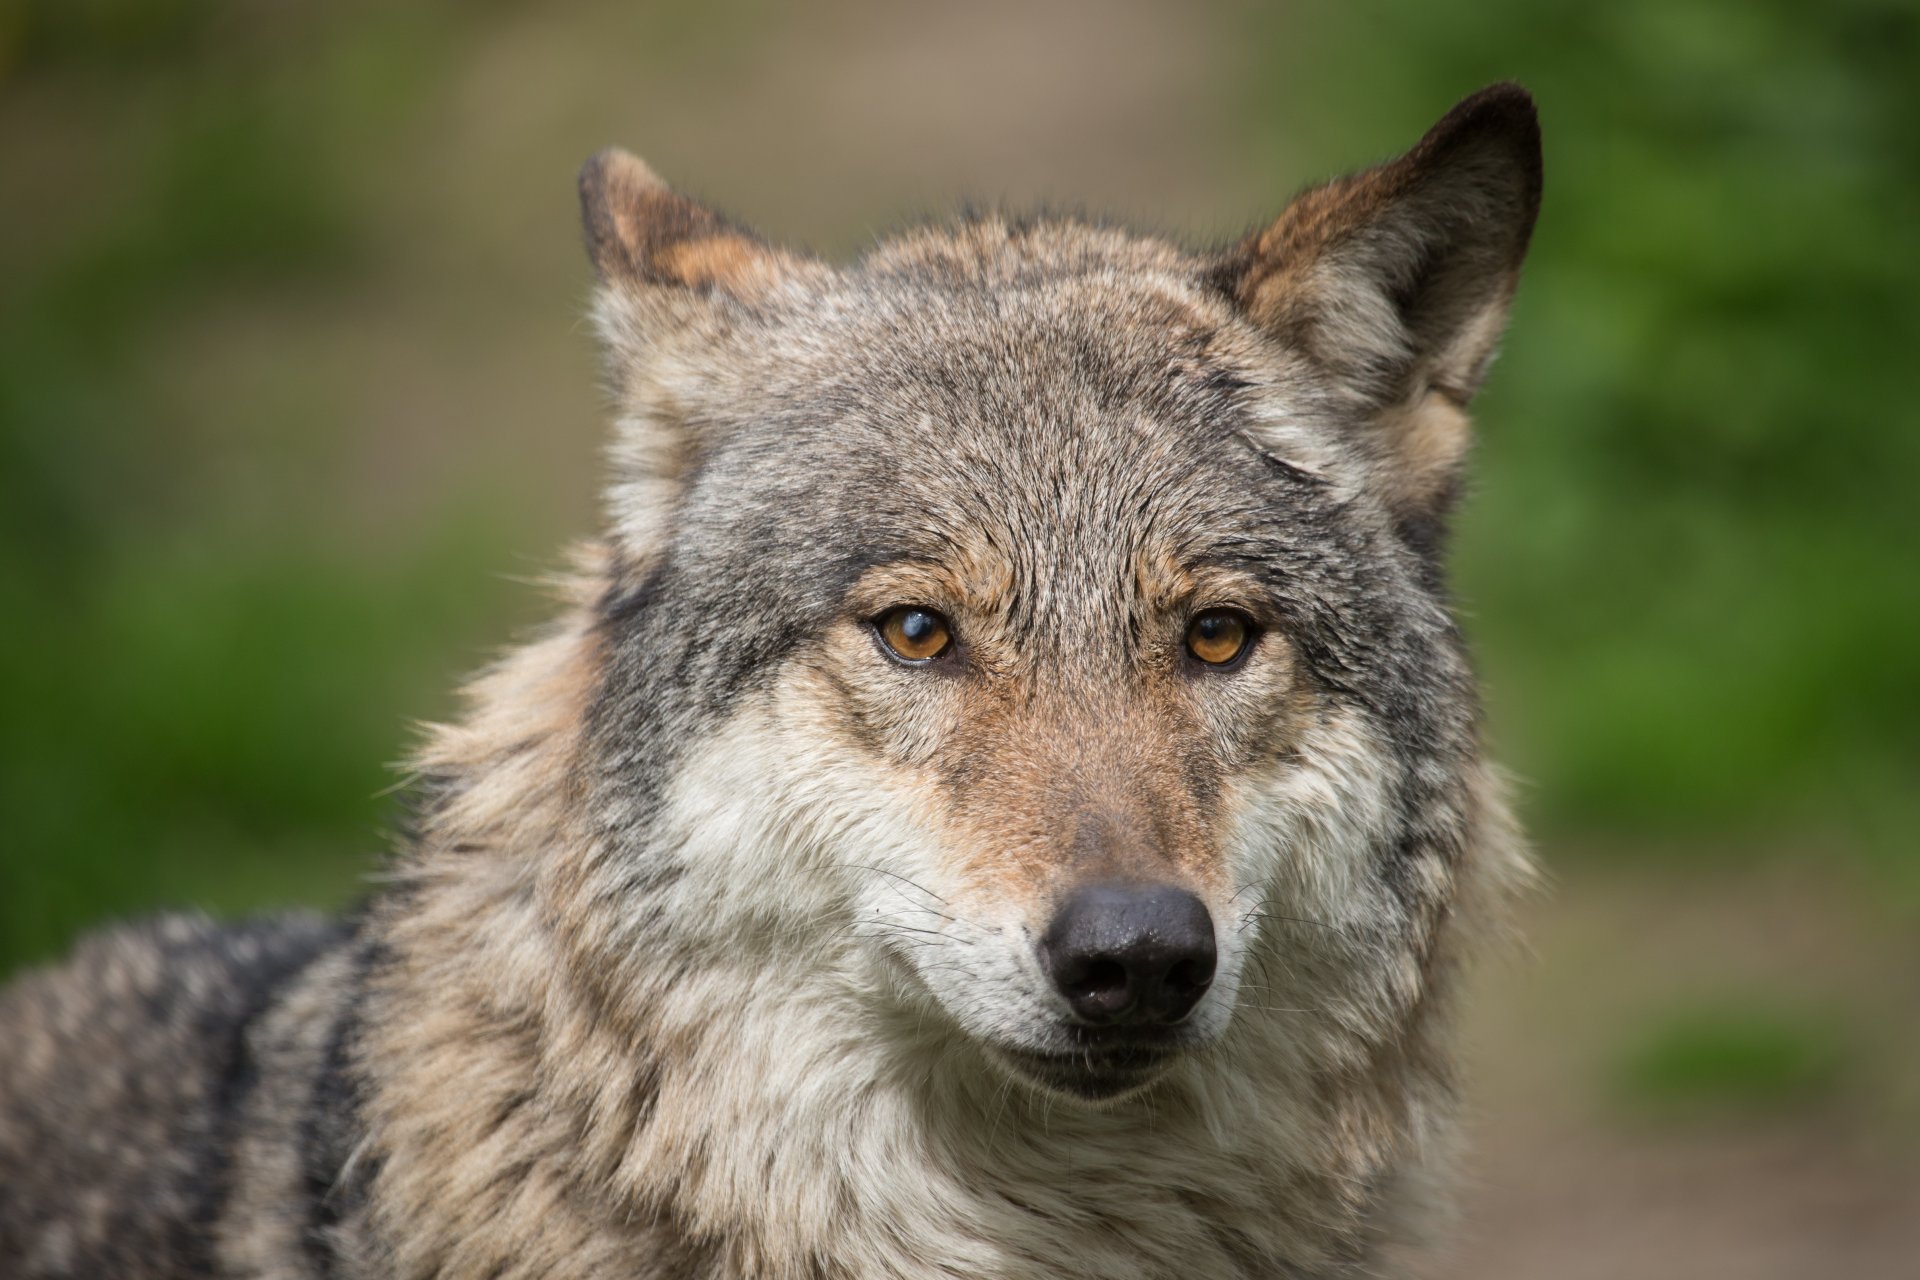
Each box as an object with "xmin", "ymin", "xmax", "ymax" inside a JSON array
[
  {"xmin": 1222, "ymin": 83, "xmax": 1541, "ymax": 524},
  {"xmin": 579, "ymin": 151, "xmax": 818, "ymax": 561},
  {"xmin": 579, "ymin": 148, "xmax": 803, "ymax": 298}
]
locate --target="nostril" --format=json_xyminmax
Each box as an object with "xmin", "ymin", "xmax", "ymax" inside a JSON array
[
  {"xmin": 1051, "ymin": 954, "xmax": 1135, "ymax": 1021},
  {"xmin": 1158, "ymin": 954, "xmax": 1216, "ymax": 1023},
  {"xmin": 1063, "ymin": 958, "xmax": 1129, "ymax": 1003},
  {"xmin": 1165, "ymin": 956, "xmax": 1213, "ymax": 997}
]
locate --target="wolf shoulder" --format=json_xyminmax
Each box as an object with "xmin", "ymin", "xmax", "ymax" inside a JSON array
[{"xmin": 0, "ymin": 912, "xmax": 349, "ymax": 1279}]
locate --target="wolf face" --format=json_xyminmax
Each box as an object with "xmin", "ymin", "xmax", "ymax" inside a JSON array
[{"xmin": 565, "ymin": 86, "xmax": 1539, "ymax": 1108}]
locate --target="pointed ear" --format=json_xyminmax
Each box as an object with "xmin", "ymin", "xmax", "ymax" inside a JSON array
[
  {"xmin": 578, "ymin": 151, "xmax": 820, "ymax": 562},
  {"xmin": 578, "ymin": 148, "xmax": 802, "ymax": 297},
  {"xmin": 1221, "ymin": 84, "xmax": 1541, "ymax": 522}
]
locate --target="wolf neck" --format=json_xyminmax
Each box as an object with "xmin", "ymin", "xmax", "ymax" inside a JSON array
[{"xmin": 361, "ymin": 561, "xmax": 1424, "ymax": 1280}]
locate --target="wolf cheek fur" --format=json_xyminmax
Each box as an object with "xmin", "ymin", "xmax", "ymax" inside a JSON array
[{"xmin": 0, "ymin": 84, "xmax": 1540, "ymax": 1279}]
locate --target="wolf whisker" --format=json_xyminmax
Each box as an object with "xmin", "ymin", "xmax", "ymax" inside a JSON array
[
  {"xmin": 850, "ymin": 920, "xmax": 966, "ymax": 941},
  {"xmin": 1235, "ymin": 911, "xmax": 1346, "ymax": 935},
  {"xmin": 829, "ymin": 863, "xmax": 952, "ymax": 905},
  {"xmin": 1228, "ymin": 876, "xmax": 1279, "ymax": 906}
]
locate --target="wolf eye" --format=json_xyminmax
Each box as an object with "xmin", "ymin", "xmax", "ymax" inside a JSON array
[
  {"xmin": 1185, "ymin": 609, "xmax": 1254, "ymax": 667},
  {"xmin": 874, "ymin": 606, "xmax": 953, "ymax": 663}
]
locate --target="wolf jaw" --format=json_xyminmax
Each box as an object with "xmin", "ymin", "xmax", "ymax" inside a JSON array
[{"xmin": 0, "ymin": 86, "xmax": 1539, "ymax": 1280}]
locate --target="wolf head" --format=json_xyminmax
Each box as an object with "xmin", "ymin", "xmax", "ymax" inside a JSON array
[{"xmin": 562, "ymin": 86, "xmax": 1538, "ymax": 1107}]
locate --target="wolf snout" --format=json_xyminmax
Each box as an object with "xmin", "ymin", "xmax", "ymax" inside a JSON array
[{"xmin": 1040, "ymin": 884, "xmax": 1216, "ymax": 1026}]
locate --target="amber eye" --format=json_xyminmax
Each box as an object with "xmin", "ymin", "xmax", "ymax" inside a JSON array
[
  {"xmin": 1185, "ymin": 609, "xmax": 1254, "ymax": 667},
  {"xmin": 875, "ymin": 606, "xmax": 953, "ymax": 663}
]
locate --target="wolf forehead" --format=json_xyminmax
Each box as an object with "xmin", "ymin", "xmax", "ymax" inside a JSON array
[
  {"xmin": 622, "ymin": 221, "xmax": 1295, "ymax": 487},
  {"xmin": 683, "ymin": 258, "xmax": 1321, "ymax": 564}
]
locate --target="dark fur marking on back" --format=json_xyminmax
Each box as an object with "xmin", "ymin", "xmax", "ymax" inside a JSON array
[{"xmin": 299, "ymin": 942, "xmax": 375, "ymax": 1277}]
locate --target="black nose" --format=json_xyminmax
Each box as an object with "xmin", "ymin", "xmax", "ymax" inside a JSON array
[{"xmin": 1040, "ymin": 884, "xmax": 1217, "ymax": 1026}]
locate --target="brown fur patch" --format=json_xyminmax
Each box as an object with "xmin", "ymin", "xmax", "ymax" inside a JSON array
[
  {"xmin": 579, "ymin": 148, "xmax": 799, "ymax": 297},
  {"xmin": 656, "ymin": 234, "xmax": 795, "ymax": 297},
  {"xmin": 939, "ymin": 682, "xmax": 1223, "ymax": 906}
]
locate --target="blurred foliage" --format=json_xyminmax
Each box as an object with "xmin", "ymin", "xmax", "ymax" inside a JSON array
[
  {"xmin": 0, "ymin": 0, "xmax": 513, "ymax": 968},
  {"xmin": 0, "ymin": 0, "xmax": 220, "ymax": 72},
  {"xmin": 1, "ymin": 0, "xmax": 1916, "ymax": 975},
  {"xmin": 1612, "ymin": 1003, "xmax": 1848, "ymax": 1115}
]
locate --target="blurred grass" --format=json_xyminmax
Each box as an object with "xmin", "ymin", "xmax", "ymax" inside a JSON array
[
  {"xmin": 1, "ymin": 0, "xmax": 1916, "ymax": 976},
  {"xmin": 0, "ymin": 0, "xmax": 534, "ymax": 968},
  {"xmin": 1613, "ymin": 1004, "xmax": 1848, "ymax": 1116}
]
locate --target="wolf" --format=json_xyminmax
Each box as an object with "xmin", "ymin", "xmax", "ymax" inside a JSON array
[{"xmin": 0, "ymin": 84, "xmax": 1540, "ymax": 1279}]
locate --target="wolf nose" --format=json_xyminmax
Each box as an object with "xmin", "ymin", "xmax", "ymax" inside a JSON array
[{"xmin": 1041, "ymin": 885, "xmax": 1217, "ymax": 1026}]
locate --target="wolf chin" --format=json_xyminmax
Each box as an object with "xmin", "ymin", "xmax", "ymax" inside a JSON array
[{"xmin": 1, "ymin": 85, "xmax": 1540, "ymax": 1279}]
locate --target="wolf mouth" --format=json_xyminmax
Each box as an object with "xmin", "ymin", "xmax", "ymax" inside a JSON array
[{"xmin": 991, "ymin": 1039, "xmax": 1182, "ymax": 1101}]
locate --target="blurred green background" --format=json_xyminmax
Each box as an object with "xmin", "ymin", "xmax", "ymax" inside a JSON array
[{"xmin": 2, "ymin": 1, "xmax": 1916, "ymax": 1273}]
